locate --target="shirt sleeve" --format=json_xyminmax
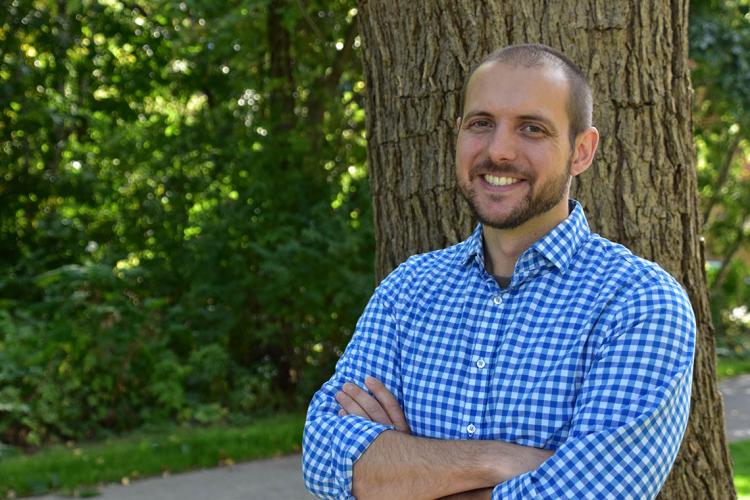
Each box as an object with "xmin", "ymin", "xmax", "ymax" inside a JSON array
[
  {"xmin": 302, "ymin": 287, "xmax": 404, "ymax": 499},
  {"xmin": 492, "ymin": 275, "xmax": 696, "ymax": 499}
]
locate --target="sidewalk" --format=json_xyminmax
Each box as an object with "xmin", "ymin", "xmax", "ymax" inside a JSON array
[
  {"xmin": 33, "ymin": 375, "xmax": 750, "ymax": 499},
  {"xmin": 720, "ymin": 373, "xmax": 750, "ymax": 442},
  {"xmin": 35, "ymin": 454, "xmax": 311, "ymax": 500}
]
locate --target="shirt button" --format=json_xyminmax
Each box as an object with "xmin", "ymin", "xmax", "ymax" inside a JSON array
[
  {"xmin": 492, "ymin": 295, "xmax": 502, "ymax": 305},
  {"xmin": 476, "ymin": 359, "xmax": 486, "ymax": 369},
  {"xmin": 467, "ymin": 424, "xmax": 476, "ymax": 435}
]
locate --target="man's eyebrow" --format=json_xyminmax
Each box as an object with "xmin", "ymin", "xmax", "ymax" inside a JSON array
[{"xmin": 462, "ymin": 110, "xmax": 492, "ymax": 121}]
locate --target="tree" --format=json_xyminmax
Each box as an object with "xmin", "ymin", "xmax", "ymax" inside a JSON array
[{"xmin": 357, "ymin": 1, "xmax": 735, "ymax": 498}]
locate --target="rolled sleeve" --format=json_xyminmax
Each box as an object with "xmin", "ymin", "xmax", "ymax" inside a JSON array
[
  {"xmin": 303, "ymin": 413, "xmax": 392, "ymax": 498},
  {"xmin": 302, "ymin": 287, "xmax": 404, "ymax": 498},
  {"xmin": 492, "ymin": 276, "xmax": 696, "ymax": 499}
]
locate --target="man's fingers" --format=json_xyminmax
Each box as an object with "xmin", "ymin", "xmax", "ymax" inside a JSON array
[
  {"xmin": 335, "ymin": 388, "xmax": 369, "ymax": 419},
  {"xmin": 335, "ymin": 379, "xmax": 410, "ymax": 433},
  {"xmin": 364, "ymin": 376, "xmax": 411, "ymax": 434},
  {"xmin": 340, "ymin": 382, "xmax": 393, "ymax": 426}
]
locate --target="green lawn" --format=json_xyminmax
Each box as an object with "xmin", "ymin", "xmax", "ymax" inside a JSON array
[
  {"xmin": 733, "ymin": 439, "xmax": 750, "ymax": 499},
  {"xmin": 717, "ymin": 358, "xmax": 750, "ymax": 380},
  {"xmin": 717, "ymin": 355, "xmax": 749, "ymax": 497},
  {"xmin": 0, "ymin": 413, "xmax": 305, "ymax": 498}
]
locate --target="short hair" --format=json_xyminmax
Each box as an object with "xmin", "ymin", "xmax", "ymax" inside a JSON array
[{"xmin": 459, "ymin": 44, "xmax": 593, "ymax": 146}]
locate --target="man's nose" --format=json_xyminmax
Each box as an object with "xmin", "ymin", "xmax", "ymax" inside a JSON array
[{"xmin": 487, "ymin": 126, "xmax": 518, "ymax": 164}]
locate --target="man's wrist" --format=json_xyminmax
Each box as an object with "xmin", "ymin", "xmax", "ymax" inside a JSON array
[
  {"xmin": 486, "ymin": 441, "xmax": 553, "ymax": 482},
  {"xmin": 353, "ymin": 431, "xmax": 500, "ymax": 499}
]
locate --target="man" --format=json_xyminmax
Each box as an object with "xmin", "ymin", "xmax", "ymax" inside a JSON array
[{"xmin": 303, "ymin": 44, "xmax": 695, "ymax": 499}]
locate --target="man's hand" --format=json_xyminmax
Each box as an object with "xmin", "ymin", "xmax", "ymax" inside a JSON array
[{"xmin": 335, "ymin": 376, "xmax": 411, "ymax": 433}]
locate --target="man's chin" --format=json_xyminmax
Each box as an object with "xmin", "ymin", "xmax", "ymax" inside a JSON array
[
  {"xmin": 472, "ymin": 206, "xmax": 529, "ymax": 230},
  {"xmin": 477, "ymin": 214, "xmax": 527, "ymax": 230}
]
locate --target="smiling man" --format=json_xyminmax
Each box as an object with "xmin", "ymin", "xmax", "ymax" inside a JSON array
[{"xmin": 303, "ymin": 44, "xmax": 695, "ymax": 499}]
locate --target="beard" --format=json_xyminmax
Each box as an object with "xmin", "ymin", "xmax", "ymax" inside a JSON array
[{"xmin": 459, "ymin": 157, "xmax": 572, "ymax": 230}]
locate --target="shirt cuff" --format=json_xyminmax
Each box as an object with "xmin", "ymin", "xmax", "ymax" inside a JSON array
[
  {"xmin": 492, "ymin": 472, "xmax": 537, "ymax": 499},
  {"xmin": 331, "ymin": 415, "xmax": 394, "ymax": 497}
]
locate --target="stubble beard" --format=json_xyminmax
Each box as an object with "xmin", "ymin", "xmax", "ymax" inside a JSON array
[{"xmin": 459, "ymin": 158, "xmax": 572, "ymax": 230}]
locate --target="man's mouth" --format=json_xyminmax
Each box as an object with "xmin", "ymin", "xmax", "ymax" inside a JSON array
[{"xmin": 483, "ymin": 174, "xmax": 523, "ymax": 186}]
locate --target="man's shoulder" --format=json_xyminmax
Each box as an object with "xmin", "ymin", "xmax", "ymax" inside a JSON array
[
  {"xmin": 580, "ymin": 233, "xmax": 688, "ymax": 302},
  {"xmin": 580, "ymin": 235, "xmax": 696, "ymax": 360},
  {"xmin": 403, "ymin": 239, "xmax": 468, "ymax": 270},
  {"xmin": 376, "ymin": 239, "xmax": 469, "ymax": 299}
]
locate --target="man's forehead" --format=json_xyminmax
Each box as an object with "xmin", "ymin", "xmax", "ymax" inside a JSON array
[
  {"xmin": 463, "ymin": 61, "xmax": 570, "ymax": 114},
  {"xmin": 468, "ymin": 60, "xmax": 568, "ymax": 92}
]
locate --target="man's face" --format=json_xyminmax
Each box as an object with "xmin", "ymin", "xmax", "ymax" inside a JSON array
[{"xmin": 456, "ymin": 61, "xmax": 574, "ymax": 230}]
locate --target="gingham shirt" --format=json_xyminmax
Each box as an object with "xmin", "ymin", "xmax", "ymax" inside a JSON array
[{"xmin": 303, "ymin": 201, "xmax": 695, "ymax": 499}]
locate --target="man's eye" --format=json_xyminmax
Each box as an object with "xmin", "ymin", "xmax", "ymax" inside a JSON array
[
  {"xmin": 521, "ymin": 124, "xmax": 546, "ymax": 135},
  {"xmin": 469, "ymin": 119, "xmax": 492, "ymax": 129}
]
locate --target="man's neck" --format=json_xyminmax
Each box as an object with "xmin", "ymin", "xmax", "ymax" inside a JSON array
[{"xmin": 482, "ymin": 200, "xmax": 570, "ymax": 277}]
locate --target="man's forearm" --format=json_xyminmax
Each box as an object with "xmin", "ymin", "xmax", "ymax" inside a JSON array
[{"xmin": 352, "ymin": 430, "xmax": 552, "ymax": 500}]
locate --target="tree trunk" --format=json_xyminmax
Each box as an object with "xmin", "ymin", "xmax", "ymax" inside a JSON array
[
  {"xmin": 267, "ymin": 0, "xmax": 295, "ymax": 139},
  {"xmin": 357, "ymin": 1, "xmax": 735, "ymax": 498}
]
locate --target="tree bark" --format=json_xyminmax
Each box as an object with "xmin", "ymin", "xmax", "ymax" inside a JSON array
[{"xmin": 357, "ymin": 1, "xmax": 735, "ymax": 498}]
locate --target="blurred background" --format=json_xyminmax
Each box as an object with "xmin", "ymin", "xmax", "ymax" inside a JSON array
[
  {"xmin": 1, "ymin": 0, "xmax": 371, "ymax": 450},
  {"xmin": 0, "ymin": 0, "xmax": 748, "ymax": 495}
]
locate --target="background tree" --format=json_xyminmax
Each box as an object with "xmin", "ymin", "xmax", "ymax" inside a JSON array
[{"xmin": 357, "ymin": 1, "xmax": 735, "ymax": 498}]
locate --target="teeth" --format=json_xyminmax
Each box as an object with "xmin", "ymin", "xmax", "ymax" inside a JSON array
[{"xmin": 484, "ymin": 175, "xmax": 521, "ymax": 186}]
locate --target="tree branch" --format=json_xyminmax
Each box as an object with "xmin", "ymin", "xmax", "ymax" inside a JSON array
[
  {"xmin": 294, "ymin": 0, "xmax": 325, "ymax": 42},
  {"xmin": 711, "ymin": 218, "xmax": 748, "ymax": 292},
  {"xmin": 703, "ymin": 133, "xmax": 742, "ymax": 226}
]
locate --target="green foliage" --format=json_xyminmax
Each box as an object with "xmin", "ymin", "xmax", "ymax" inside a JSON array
[
  {"xmin": 1, "ymin": 0, "xmax": 372, "ymax": 446},
  {"xmin": 690, "ymin": 0, "xmax": 750, "ymax": 356},
  {"xmin": 1, "ymin": 264, "xmax": 164, "ymax": 445}
]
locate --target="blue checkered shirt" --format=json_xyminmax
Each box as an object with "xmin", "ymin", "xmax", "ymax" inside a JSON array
[{"xmin": 303, "ymin": 201, "xmax": 695, "ymax": 499}]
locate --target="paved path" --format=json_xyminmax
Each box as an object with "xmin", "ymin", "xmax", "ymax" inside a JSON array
[
  {"xmin": 32, "ymin": 375, "xmax": 750, "ymax": 499},
  {"xmin": 35, "ymin": 454, "xmax": 311, "ymax": 499},
  {"xmin": 720, "ymin": 373, "xmax": 750, "ymax": 443}
]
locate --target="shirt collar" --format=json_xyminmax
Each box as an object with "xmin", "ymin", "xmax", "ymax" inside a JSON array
[{"xmin": 461, "ymin": 199, "xmax": 591, "ymax": 273}]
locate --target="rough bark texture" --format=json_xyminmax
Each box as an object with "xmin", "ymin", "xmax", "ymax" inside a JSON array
[{"xmin": 357, "ymin": 0, "xmax": 735, "ymax": 498}]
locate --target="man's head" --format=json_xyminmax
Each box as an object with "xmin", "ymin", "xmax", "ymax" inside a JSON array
[
  {"xmin": 460, "ymin": 44, "xmax": 593, "ymax": 147},
  {"xmin": 455, "ymin": 44, "xmax": 599, "ymax": 232}
]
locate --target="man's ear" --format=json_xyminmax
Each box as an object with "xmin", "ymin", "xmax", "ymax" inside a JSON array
[
  {"xmin": 569, "ymin": 126, "xmax": 600, "ymax": 177},
  {"xmin": 455, "ymin": 117, "xmax": 462, "ymax": 132}
]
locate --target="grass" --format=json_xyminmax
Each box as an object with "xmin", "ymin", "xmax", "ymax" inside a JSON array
[
  {"xmin": 0, "ymin": 412, "xmax": 305, "ymax": 498},
  {"xmin": 717, "ymin": 357, "xmax": 750, "ymax": 380},
  {"xmin": 732, "ymin": 439, "xmax": 750, "ymax": 499}
]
